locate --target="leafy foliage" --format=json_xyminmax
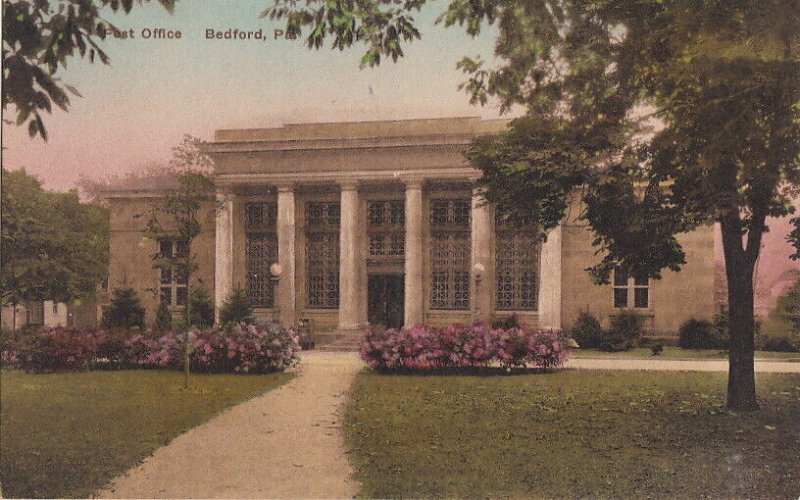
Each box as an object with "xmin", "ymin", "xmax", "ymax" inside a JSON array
[
  {"xmin": 570, "ymin": 311, "xmax": 604, "ymax": 349},
  {"xmin": 1, "ymin": 169, "xmax": 108, "ymax": 306},
  {"xmin": 2, "ymin": 0, "xmax": 176, "ymax": 140},
  {"xmin": 153, "ymin": 300, "xmax": 172, "ymax": 332},
  {"xmin": 219, "ymin": 287, "xmax": 254, "ymax": 326},
  {"xmin": 678, "ymin": 319, "xmax": 727, "ymax": 350},
  {"xmin": 102, "ymin": 288, "xmax": 145, "ymax": 330},
  {"xmin": 601, "ymin": 311, "xmax": 643, "ymax": 352},
  {"xmin": 188, "ymin": 285, "xmax": 214, "ymax": 328}
]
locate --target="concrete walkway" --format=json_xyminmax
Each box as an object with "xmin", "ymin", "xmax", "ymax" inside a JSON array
[
  {"xmin": 98, "ymin": 352, "xmax": 363, "ymax": 499},
  {"xmin": 566, "ymin": 357, "xmax": 800, "ymax": 373}
]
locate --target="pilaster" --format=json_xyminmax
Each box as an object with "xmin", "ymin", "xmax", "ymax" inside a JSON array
[
  {"xmin": 471, "ymin": 188, "xmax": 494, "ymax": 322},
  {"xmin": 277, "ymin": 185, "xmax": 296, "ymax": 326},
  {"xmin": 539, "ymin": 224, "xmax": 562, "ymax": 329}
]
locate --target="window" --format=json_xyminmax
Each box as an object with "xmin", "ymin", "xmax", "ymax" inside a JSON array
[
  {"xmin": 613, "ymin": 266, "xmax": 649, "ymax": 309},
  {"xmin": 306, "ymin": 202, "xmax": 340, "ymax": 309},
  {"xmin": 368, "ymin": 200, "xmax": 405, "ymax": 266},
  {"xmin": 245, "ymin": 202, "xmax": 278, "ymax": 307},
  {"xmin": 158, "ymin": 239, "xmax": 188, "ymax": 306},
  {"xmin": 496, "ymin": 220, "xmax": 540, "ymax": 311},
  {"xmin": 429, "ymin": 199, "xmax": 471, "ymax": 310}
]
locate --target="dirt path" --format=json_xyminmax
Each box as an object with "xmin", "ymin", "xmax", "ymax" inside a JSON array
[{"xmin": 98, "ymin": 352, "xmax": 363, "ymax": 499}]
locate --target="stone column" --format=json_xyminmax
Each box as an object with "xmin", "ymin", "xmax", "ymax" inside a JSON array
[
  {"xmin": 471, "ymin": 189, "xmax": 494, "ymax": 322},
  {"xmin": 338, "ymin": 181, "xmax": 363, "ymax": 331},
  {"xmin": 214, "ymin": 189, "xmax": 234, "ymax": 323},
  {"xmin": 277, "ymin": 185, "xmax": 296, "ymax": 326},
  {"xmin": 538, "ymin": 224, "xmax": 562, "ymax": 329},
  {"xmin": 404, "ymin": 179, "xmax": 424, "ymax": 327}
]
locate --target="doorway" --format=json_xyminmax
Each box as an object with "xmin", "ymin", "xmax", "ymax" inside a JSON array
[{"xmin": 368, "ymin": 274, "xmax": 405, "ymax": 329}]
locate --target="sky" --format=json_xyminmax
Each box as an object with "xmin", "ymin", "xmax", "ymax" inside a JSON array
[
  {"xmin": 2, "ymin": 0, "xmax": 797, "ymax": 312},
  {"xmin": 2, "ymin": 0, "xmax": 503, "ymax": 190}
]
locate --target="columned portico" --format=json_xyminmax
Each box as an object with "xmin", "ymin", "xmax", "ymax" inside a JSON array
[
  {"xmin": 276, "ymin": 185, "xmax": 297, "ymax": 326},
  {"xmin": 338, "ymin": 181, "xmax": 365, "ymax": 331},
  {"xmin": 404, "ymin": 179, "xmax": 424, "ymax": 327},
  {"xmin": 214, "ymin": 190, "xmax": 234, "ymax": 322}
]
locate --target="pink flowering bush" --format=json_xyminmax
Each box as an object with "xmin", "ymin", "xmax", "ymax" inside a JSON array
[
  {"xmin": 15, "ymin": 327, "xmax": 105, "ymax": 373},
  {"xmin": 359, "ymin": 321, "xmax": 569, "ymax": 372},
  {"xmin": 193, "ymin": 323, "xmax": 300, "ymax": 373}
]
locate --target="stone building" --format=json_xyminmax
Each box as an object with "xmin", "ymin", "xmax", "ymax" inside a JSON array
[{"xmin": 103, "ymin": 117, "xmax": 715, "ymax": 342}]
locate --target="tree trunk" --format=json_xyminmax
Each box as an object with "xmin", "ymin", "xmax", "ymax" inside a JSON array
[{"xmin": 720, "ymin": 217, "xmax": 759, "ymax": 411}]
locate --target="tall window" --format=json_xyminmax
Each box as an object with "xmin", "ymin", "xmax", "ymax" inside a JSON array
[
  {"xmin": 306, "ymin": 201, "xmax": 340, "ymax": 309},
  {"xmin": 368, "ymin": 200, "xmax": 405, "ymax": 267},
  {"xmin": 613, "ymin": 266, "xmax": 649, "ymax": 309},
  {"xmin": 429, "ymin": 199, "xmax": 471, "ymax": 310},
  {"xmin": 159, "ymin": 238, "xmax": 188, "ymax": 306},
  {"xmin": 245, "ymin": 202, "xmax": 278, "ymax": 307},
  {"xmin": 496, "ymin": 220, "xmax": 541, "ymax": 311}
]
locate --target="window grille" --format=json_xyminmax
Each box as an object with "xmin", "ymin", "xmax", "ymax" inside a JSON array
[
  {"xmin": 496, "ymin": 227, "xmax": 541, "ymax": 311},
  {"xmin": 158, "ymin": 238, "xmax": 188, "ymax": 306},
  {"xmin": 613, "ymin": 266, "xmax": 649, "ymax": 309},
  {"xmin": 245, "ymin": 203, "xmax": 278, "ymax": 307},
  {"xmin": 368, "ymin": 200, "xmax": 405, "ymax": 264},
  {"xmin": 429, "ymin": 199, "xmax": 471, "ymax": 310},
  {"xmin": 306, "ymin": 202, "xmax": 340, "ymax": 308}
]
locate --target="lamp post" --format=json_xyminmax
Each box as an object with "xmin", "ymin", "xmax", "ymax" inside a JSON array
[
  {"xmin": 269, "ymin": 263, "xmax": 282, "ymax": 325},
  {"xmin": 473, "ymin": 262, "xmax": 485, "ymax": 321}
]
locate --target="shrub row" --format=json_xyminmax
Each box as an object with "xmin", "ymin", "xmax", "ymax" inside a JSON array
[
  {"xmin": 1, "ymin": 323, "xmax": 300, "ymax": 374},
  {"xmin": 570, "ymin": 311, "xmax": 644, "ymax": 352},
  {"xmin": 359, "ymin": 322, "xmax": 568, "ymax": 371}
]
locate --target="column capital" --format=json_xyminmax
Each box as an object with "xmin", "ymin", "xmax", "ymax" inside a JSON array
[
  {"xmin": 276, "ymin": 183, "xmax": 295, "ymax": 194},
  {"xmin": 216, "ymin": 187, "xmax": 235, "ymax": 202},
  {"xmin": 339, "ymin": 180, "xmax": 360, "ymax": 191},
  {"xmin": 402, "ymin": 176, "xmax": 425, "ymax": 190}
]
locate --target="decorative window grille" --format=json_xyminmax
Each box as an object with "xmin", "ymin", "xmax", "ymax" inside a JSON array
[
  {"xmin": 245, "ymin": 203, "xmax": 278, "ymax": 307},
  {"xmin": 306, "ymin": 202, "xmax": 340, "ymax": 308},
  {"xmin": 495, "ymin": 223, "xmax": 541, "ymax": 311},
  {"xmin": 368, "ymin": 200, "xmax": 405, "ymax": 264},
  {"xmin": 429, "ymin": 199, "xmax": 471, "ymax": 310},
  {"xmin": 613, "ymin": 266, "xmax": 649, "ymax": 309},
  {"xmin": 158, "ymin": 238, "xmax": 188, "ymax": 306}
]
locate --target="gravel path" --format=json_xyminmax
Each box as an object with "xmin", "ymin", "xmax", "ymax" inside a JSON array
[{"xmin": 98, "ymin": 352, "xmax": 363, "ymax": 499}]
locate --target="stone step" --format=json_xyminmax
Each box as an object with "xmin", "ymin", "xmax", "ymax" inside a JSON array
[{"xmin": 312, "ymin": 331, "xmax": 363, "ymax": 351}]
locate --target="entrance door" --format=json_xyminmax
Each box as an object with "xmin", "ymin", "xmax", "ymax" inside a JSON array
[{"xmin": 368, "ymin": 274, "xmax": 405, "ymax": 329}]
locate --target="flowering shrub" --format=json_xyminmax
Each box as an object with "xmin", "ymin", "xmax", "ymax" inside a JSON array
[
  {"xmin": 4, "ymin": 323, "xmax": 299, "ymax": 374},
  {"xmin": 16, "ymin": 327, "xmax": 105, "ymax": 373},
  {"xmin": 192, "ymin": 323, "xmax": 300, "ymax": 373},
  {"xmin": 359, "ymin": 321, "xmax": 568, "ymax": 371}
]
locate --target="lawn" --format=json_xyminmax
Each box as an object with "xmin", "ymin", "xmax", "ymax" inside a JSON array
[
  {"xmin": 0, "ymin": 369, "xmax": 293, "ymax": 498},
  {"xmin": 345, "ymin": 370, "xmax": 800, "ymax": 498},
  {"xmin": 570, "ymin": 346, "xmax": 800, "ymax": 361}
]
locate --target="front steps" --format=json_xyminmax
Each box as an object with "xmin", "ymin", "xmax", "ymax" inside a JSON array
[{"xmin": 313, "ymin": 330, "xmax": 362, "ymax": 351}]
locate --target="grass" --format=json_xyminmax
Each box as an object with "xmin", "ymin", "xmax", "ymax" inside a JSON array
[
  {"xmin": 345, "ymin": 370, "xmax": 800, "ymax": 499},
  {"xmin": 0, "ymin": 369, "xmax": 292, "ymax": 498},
  {"xmin": 570, "ymin": 346, "xmax": 800, "ymax": 361}
]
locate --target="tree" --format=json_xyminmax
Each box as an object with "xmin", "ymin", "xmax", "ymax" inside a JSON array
[
  {"xmin": 1, "ymin": 168, "xmax": 109, "ymax": 309},
  {"xmin": 188, "ymin": 285, "xmax": 215, "ymax": 328},
  {"xmin": 775, "ymin": 276, "xmax": 800, "ymax": 330},
  {"xmin": 219, "ymin": 287, "xmax": 255, "ymax": 326},
  {"xmin": 142, "ymin": 135, "xmax": 215, "ymax": 386},
  {"xmin": 2, "ymin": 0, "xmax": 176, "ymax": 140},
  {"xmin": 102, "ymin": 287, "xmax": 145, "ymax": 330},
  {"xmin": 266, "ymin": 0, "xmax": 800, "ymax": 410}
]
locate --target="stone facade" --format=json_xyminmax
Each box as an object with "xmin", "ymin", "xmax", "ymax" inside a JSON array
[{"xmin": 103, "ymin": 117, "xmax": 715, "ymax": 338}]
